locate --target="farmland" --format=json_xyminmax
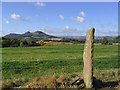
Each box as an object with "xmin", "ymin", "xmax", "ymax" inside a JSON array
[{"xmin": 2, "ymin": 45, "xmax": 119, "ymax": 88}]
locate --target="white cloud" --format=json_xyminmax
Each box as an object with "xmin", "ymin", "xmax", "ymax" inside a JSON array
[
  {"xmin": 80, "ymin": 11, "xmax": 86, "ymax": 17},
  {"xmin": 35, "ymin": 2, "xmax": 46, "ymax": 7},
  {"xmin": 71, "ymin": 14, "xmax": 85, "ymax": 23},
  {"xmin": 76, "ymin": 16, "xmax": 85, "ymax": 23},
  {"xmin": 70, "ymin": 11, "xmax": 86, "ymax": 23},
  {"xmin": 11, "ymin": 13, "xmax": 30, "ymax": 22},
  {"xmin": 11, "ymin": 14, "xmax": 21, "ymax": 20},
  {"xmin": 65, "ymin": 25, "xmax": 69, "ymax": 30},
  {"xmin": 3, "ymin": 18, "xmax": 10, "ymax": 24},
  {"xmin": 59, "ymin": 14, "xmax": 64, "ymax": 20},
  {"xmin": 5, "ymin": 20, "xmax": 9, "ymax": 24}
]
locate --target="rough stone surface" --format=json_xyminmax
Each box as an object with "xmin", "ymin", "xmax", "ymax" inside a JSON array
[{"xmin": 83, "ymin": 28, "xmax": 95, "ymax": 88}]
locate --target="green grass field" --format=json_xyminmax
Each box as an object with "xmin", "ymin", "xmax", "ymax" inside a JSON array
[{"xmin": 2, "ymin": 45, "xmax": 119, "ymax": 84}]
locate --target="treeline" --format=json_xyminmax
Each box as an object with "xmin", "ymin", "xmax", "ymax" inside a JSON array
[
  {"xmin": 47, "ymin": 38, "xmax": 120, "ymax": 45},
  {"xmin": 44, "ymin": 38, "xmax": 85, "ymax": 44},
  {"xmin": 100, "ymin": 37, "xmax": 120, "ymax": 45},
  {"xmin": 1, "ymin": 37, "xmax": 44, "ymax": 48},
  {"xmin": 60, "ymin": 38, "xmax": 85, "ymax": 44},
  {"xmin": 1, "ymin": 37, "xmax": 120, "ymax": 48}
]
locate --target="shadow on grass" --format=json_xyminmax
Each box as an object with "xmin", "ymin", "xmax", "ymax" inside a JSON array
[
  {"xmin": 93, "ymin": 77, "xmax": 119, "ymax": 89},
  {"xmin": 75, "ymin": 77, "xmax": 119, "ymax": 89}
]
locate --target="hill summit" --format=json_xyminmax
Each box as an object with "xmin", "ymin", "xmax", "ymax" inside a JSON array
[{"xmin": 4, "ymin": 31, "xmax": 57, "ymax": 40}]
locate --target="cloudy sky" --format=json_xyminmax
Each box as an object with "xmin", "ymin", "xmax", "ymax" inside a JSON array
[{"xmin": 2, "ymin": 2, "xmax": 118, "ymax": 36}]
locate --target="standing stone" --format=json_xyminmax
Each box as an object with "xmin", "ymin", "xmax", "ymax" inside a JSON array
[{"xmin": 83, "ymin": 28, "xmax": 95, "ymax": 88}]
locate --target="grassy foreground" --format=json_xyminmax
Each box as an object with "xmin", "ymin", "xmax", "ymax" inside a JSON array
[{"xmin": 2, "ymin": 45, "xmax": 119, "ymax": 87}]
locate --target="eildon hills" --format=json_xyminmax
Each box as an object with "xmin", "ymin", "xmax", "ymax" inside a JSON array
[
  {"xmin": 3, "ymin": 31, "xmax": 57, "ymax": 40},
  {"xmin": 3, "ymin": 31, "xmax": 120, "ymax": 41}
]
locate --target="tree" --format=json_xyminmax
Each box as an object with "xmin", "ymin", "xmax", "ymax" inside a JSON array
[
  {"xmin": 20, "ymin": 40, "xmax": 28, "ymax": 47},
  {"xmin": 20, "ymin": 42, "xmax": 24, "ymax": 47},
  {"xmin": 101, "ymin": 37, "xmax": 108, "ymax": 45},
  {"xmin": 2, "ymin": 38, "xmax": 11, "ymax": 47},
  {"xmin": 28, "ymin": 40, "xmax": 37, "ymax": 46},
  {"xmin": 10, "ymin": 38, "xmax": 20, "ymax": 47},
  {"xmin": 38, "ymin": 40, "xmax": 44, "ymax": 46}
]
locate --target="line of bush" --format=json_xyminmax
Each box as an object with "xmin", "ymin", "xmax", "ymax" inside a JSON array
[{"xmin": 1, "ymin": 37, "xmax": 44, "ymax": 48}]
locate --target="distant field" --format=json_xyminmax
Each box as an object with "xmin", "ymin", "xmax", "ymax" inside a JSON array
[{"xmin": 2, "ymin": 45, "xmax": 119, "ymax": 83}]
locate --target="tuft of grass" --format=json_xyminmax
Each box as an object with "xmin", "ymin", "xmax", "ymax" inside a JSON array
[
  {"xmin": 2, "ymin": 80, "xmax": 15, "ymax": 88},
  {"xmin": 59, "ymin": 74, "xmax": 71, "ymax": 88},
  {"xmin": 44, "ymin": 75, "xmax": 58, "ymax": 88},
  {"xmin": 26, "ymin": 77, "xmax": 44, "ymax": 88},
  {"xmin": 2, "ymin": 79, "xmax": 25, "ymax": 88}
]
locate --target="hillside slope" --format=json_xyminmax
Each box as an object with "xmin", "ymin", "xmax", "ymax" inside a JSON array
[{"xmin": 4, "ymin": 31, "xmax": 57, "ymax": 40}]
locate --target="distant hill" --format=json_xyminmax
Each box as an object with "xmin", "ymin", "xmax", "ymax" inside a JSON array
[
  {"xmin": 4, "ymin": 31, "xmax": 57, "ymax": 40},
  {"xmin": 3, "ymin": 31, "xmax": 120, "ymax": 42},
  {"xmin": 61, "ymin": 36, "xmax": 120, "ymax": 41}
]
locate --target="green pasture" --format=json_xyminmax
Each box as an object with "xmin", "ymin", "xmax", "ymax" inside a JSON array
[{"xmin": 2, "ymin": 45, "xmax": 119, "ymax": 82}]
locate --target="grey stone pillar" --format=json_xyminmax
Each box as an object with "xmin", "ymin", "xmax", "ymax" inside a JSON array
[{"xmin": 83, "ymin": 28, "xmax": 95, "ymax": 88}]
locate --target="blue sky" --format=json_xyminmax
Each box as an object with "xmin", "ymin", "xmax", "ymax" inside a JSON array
[{"xmin": 2, "ymin": 2, "xmax": 118, "ymax": 36}]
